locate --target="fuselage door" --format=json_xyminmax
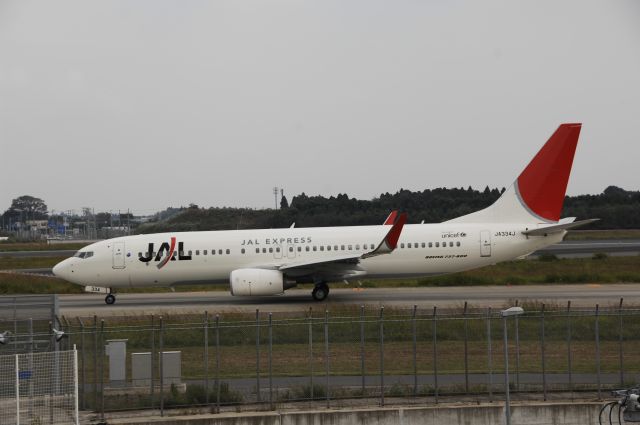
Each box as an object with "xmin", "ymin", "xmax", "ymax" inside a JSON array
[
  {"xmin": 112, "ymin": 241, "xmax": 126, "ymax": 269},
  {"xmin": 480, "ymin": 230, "xmax": 492, "ymax": 257}
]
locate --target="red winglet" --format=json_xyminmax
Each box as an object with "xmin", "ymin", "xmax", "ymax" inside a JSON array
[
  {"xmin": 517, "ymin": 123, "xmax": 581, "ymax": 222},
  {"xmin": 383, "ymin": 211, "xmax": 398, "ymax": 225},
  {"xmin": 385, "ymin": 212, "xmax": 407, "ymax": 249}
]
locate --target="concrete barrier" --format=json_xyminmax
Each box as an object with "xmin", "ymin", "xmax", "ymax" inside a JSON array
[{"xmin": 106, "ymin": 401, "xmax": 603, "ymax": 425}]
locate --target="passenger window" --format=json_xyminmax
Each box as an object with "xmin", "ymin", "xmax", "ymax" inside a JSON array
[
  {"xmin": 429, "ymin": 242, "xmax": 432, "ymax": 248},
  {"xmin": 313, "ymin": 246, "xmax": 317, "ymax": 251},
  {"xmin": 226, "ymin": 249, "xmax": 230, "ymax": 254},
  {"xmin": 218, "ymin": 249, "xmax": 222, "ymax": 255},
  {"xmin": 449, "ymin": 242, "xmax": 453, "ymax": 247},
  {"xmin": 442, "ymin": 243, "xmax": 447, "ymax": 248},
  {"xmin": 289, "ymin": 247, "xmax": 293, "ymax": 252},
  {"xmin": 400, "ymin": 243, "xmax": 405, "ymax": 248},
  {"xmin": 269, "ymin": 248, "xmax": 273, "ymax": 253},
  {"xmin": 422, "ymin": 243, "xmax": 426, "ymax": 248},
  {"xmin": 456, "ymin": 241, "xmax": 461, "ymax": 247},
  {"xmin": 407, "ymin": 243, "xmax": 411, "ymax": 248},
  {"xmin": 297, "ymin": 246, "xmax": 301, "ymax": 252},
  {"xmin": 241, "ymin": 248, "xmax": 246, "ymax": 254},
  {"xmin": 348, "ymin": 245, "xmax": 352, "ymax": 250},
  {"xmin": 204, "ymin": 250, "xmax": 208, "ymax": 255},
  {"xmin": 172, "ymin": 252, "xmax": 177, "ymax": 259},
  {"xmin": 335, "ymin": 245, "xmax": 339, "ymax": 251},
  {"xmin": 305, "ymin": 246, "xmax": 310, "ymax": 252},
  {"xmin": 263, "ymin": 248, "xmax": 267, "ymax": 253},
  {"xmin": 138, "ymin": 252, "xmax": 142, "ymax": 258},
  {"xmin": 256, "ymin": 248, "xmax": 260, "ymax": 254},
  {"xmin": 341, "ymin": 245, "xmax": 345, "ymax": 250},
  {"xmin": 320, "ymin": 246, "xmax": 324, "ymax": 251},
  {"xmin": 356, "ymin": 244, "xmax": 360, "ymax": 250},
  {"xmin": 275, "ymin": 248, "xmax": 280, "ymax": 253},
  {"xmin": 371, "ymin": 244, "xmax": 375, "ymax": 250},
  {"xmin": 435, "ymin": 242, "xmax": 439, "ymax": 247},
  {"xmin": 327, "ymin": 246, "xmax": 331, "ymax": 251},
  {"xmin": 188, "ymin": 250, "xmax": 193, "ymax": 256},
  {"xmin": 196, "ymin": 250, "xmax": 200, "ymax": 255},
  {"xmin": 212, "ymin": 250, "xmax": 216, "ymax": 255}
]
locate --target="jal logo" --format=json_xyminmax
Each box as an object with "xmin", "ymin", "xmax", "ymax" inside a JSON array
[{"xmin": 139, "ymin": 237, "xmax": 192, "ymax": 269}]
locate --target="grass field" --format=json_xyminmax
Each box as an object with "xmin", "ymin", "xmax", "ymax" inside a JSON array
[
  {"xmin": 565, "ymin": 229, "xmax": 640, "ymax": 240},
  {"xmin": 0, "ymin": 242, "xmax": 88, "ymax": 251}
]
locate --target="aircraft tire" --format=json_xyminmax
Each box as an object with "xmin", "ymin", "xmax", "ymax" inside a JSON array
[
  {"xmin": 312, "ymin": 283, "xmax": 329, "ymax": 301},
  {"xmin": 105, "ymin": 294, "xmax": 116, "ymax": 305}
]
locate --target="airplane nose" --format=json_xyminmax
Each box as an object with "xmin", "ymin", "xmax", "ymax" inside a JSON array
[{"xmin": 52, "ymin": 259, "xmax": 72, "ymax": 280}]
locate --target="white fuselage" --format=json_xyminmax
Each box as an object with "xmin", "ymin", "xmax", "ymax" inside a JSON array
[{"xmin": 53, "ymin": 222, "xmax": 563, "ymax": 290}]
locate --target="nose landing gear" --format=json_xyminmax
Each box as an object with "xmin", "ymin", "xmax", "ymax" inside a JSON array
[
  {"xmin": 105, "ymin": 293, "xmax": 116, "ymax": 305},
  {"xmin": 311, "ymin": 282, "xmax": 329, "ymax": 301}
]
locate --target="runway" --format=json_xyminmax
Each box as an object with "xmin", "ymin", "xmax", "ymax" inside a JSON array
[{"xmin": 58, "ymin": 283, "xmax": 640, "ymax": 316}]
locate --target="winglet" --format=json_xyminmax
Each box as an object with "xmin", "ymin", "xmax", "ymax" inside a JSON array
[
  {"xmin": 383, "ymin": 211, "xmax": 398, "ymax": 225},
  {"xmin": 363, "ymin": 212, "xmax": 407, "ymax": 258}
]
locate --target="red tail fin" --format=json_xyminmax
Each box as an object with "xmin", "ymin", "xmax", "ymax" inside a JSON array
[{"xmin": 516, "ymin": 123, "xmax": 581, "ymax": 222}]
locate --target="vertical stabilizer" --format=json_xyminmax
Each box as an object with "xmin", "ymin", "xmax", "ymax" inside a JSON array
[{"xmin": 447, "ymin": 123, "xmax": 581, "ymax": 224}]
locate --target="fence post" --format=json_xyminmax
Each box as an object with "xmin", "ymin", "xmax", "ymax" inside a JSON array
[
  {"xmin": 93, "ymin": 315, "xmax": 97, "ymax": 411},
  {"xmin": 487, "ymin": 307, "xmax": 493, "ymax": 403},
  {"xmin": 308, "ymin": 307, "xmax": 314, "ymax": 400},
  {"xmin": 360, "ymin": 305, "xmax": 365, "ymax": 396},
  {"xmin": 215, "ymin": 314, "xmax": 221, "ymax": 414},
  {"xmin": 268, "ymin": 313, "xmax": 273, "ymax": 411},
  {"xmin": 379, "ymin": 306, "xmax": 385, "ymax": 407},
  {"xmin": 541, "ymin": 304, "xmax": 547, "ymax": 401},
  {"xmin": 78, "ymin": 318, "xmax": 85, "ymax": 410},
  {"xmin": 566, "ymin": 301, "xmax": 572, "ymax": 395},
  {"xmin": 204, "ymin": 311, "xmax": 209, "ymax": 406},
  {"xmin": 159, "ymin": 316, "xmax": 164, "ymax": 417},
  {"xmin": 150, "ymin": 314, "xmax": 155, "ymax": 409},
  {"xmin": 433, "ymin": 306, "xmax": 438, "ymax": 404},
  {"xmin": 515, "ymin": 300, "xmax": 520, "ymax": 392},
  {"xmin": 618, "ymin": 298, "xmax": 624, "ymax": 387},
  {"xmin": 463, "ymin": 301, "xmax": 469, "ymax": 394},
  {"xmin": 412, "ymin": 305, "xmax": 418, "ymax": 397},
  {"xmin": 100, "ymin": 319, "xmax": 105, "ymax": 423},
  {"xmin": 15, "ymin": 353, "xmax": 20, "ymax": 425},
  {"xmin": 595, "ymin": 304, "xmax": 601, "ymax": 400},
  {"xmin": 325, "ymin": 309, "xmax": 330, "ymax": 409},
  {"xmin": 73, "ymin": 346, "xmax": 79, "ymax": 425},
  {"xmin": 256, "ymin": 309, "xmax": 261, "ymax": 403}
]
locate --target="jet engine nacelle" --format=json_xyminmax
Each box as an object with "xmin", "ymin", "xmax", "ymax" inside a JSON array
[{"xmin": 229, "ymin": 268, "xmax": 284, "ymax": 296}]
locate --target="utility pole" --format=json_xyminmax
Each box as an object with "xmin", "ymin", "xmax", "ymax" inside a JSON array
[{"xmin": 273, "ymin": 187, "xmax": 279, "ymax": 209}]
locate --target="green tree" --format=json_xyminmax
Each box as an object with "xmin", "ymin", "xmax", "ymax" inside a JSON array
[{"xmin": 3, "ymin": 195, "xmax": 48, "ymax": 221}]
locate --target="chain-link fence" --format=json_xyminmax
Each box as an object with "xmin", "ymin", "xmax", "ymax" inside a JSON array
[
  {"xmin": 5, "ymin": 301, "xmax": 640, "ymax": 418},
  {"xmin": 0, "ymin": 349, "xmax": 78, "ymax": 425}
]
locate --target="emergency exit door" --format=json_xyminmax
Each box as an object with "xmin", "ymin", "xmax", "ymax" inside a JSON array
[
  {"xmin": 112, "ymin": 241, "xmax": 126, "ymax": 269},
  {"xmin": 480, "ymin": 230, "xmax": 492, "ymax": 257}
]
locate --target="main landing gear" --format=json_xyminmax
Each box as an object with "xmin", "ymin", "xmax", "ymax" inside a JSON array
[
  {"xmin": 312, "ymin": 282, "xmax": 329, "ymax": 302},
  {"xmin": 105, "ymin": 293, "xmax": 116, "ymax": 305}
]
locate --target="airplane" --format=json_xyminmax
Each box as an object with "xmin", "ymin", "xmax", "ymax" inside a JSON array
[{"xmin": 53, "ymin": 123, "xmax": 596, "ymax": 304}]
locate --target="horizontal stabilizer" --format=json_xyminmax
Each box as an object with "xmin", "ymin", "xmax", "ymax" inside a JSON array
[{"xmin": 522, "ymin": 218, "xmax": 599, "ymax": 236}]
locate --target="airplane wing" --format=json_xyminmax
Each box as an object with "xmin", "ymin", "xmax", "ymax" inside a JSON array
[
  {"xmin": 522, "ymin": 218, "xmax": 599, "ymax": 236},
  {"xmin": 278, "ymin": 212, "xmax": 407, "ymax": 280}
]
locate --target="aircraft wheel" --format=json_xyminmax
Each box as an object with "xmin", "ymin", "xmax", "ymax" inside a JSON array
[
  {"xmin": 312, "ymin": 283, "xmax": 329, "ymax": 301},
  {"xmin": 105, "ymin": 294, "xmax": 116, "ymax": 305}
]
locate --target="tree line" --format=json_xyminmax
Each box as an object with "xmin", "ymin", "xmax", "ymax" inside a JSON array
[{"xmin": 136, "ymin": 185, "xmax": 640, "ymax": 233}]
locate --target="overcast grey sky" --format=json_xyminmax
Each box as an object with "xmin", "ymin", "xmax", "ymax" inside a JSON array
[{"xmin": 1, "ymin": 0, "xmax": 639, "ymax": 215}]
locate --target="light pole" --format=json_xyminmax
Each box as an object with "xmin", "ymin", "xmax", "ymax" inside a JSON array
[{"xmin": 501, "ymin": 306, "xmax": 524, "ymax": 425}]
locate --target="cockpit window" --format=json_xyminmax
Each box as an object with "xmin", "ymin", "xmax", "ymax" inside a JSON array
[{"xmin": 73, "ymin": 251, "xmax": 94, "ymax": 259}]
